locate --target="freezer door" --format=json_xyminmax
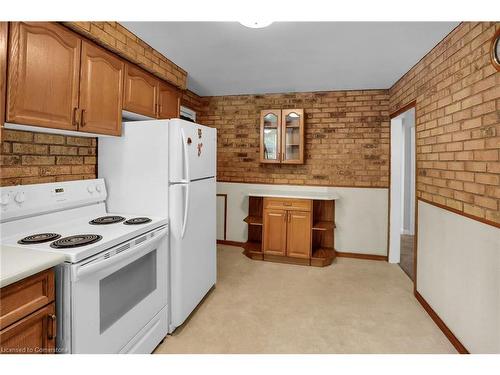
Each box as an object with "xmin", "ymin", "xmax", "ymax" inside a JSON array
[
  {"xmin": 169, "ymin": 177, "xmax": 216, "ymax": 330},
  {"xmin": 99, "ymin": 120, "xmax": 169, "ymax": 216},
  {"xmin": 169, "ymin": 119, "xmax": 216, "ymax": 182}
]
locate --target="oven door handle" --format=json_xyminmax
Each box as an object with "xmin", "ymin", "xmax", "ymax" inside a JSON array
[{"xmin": 73, "ymin": 228, "xmax": 167, "ymax": 281}]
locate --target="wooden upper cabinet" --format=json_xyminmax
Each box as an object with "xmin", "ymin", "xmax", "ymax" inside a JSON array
[
  {"xmin": 123, "ymin": 63, "xmax": 158, "ymax": 118},
  {"xmin": 260, "ymin": 109, "xmax": 282, "ymax": 163},
  {"xmin": 262, "ymin": 209, "xmax": 287, "ymax": 256},
  {"xmin": 7, "ymin": 22, "xmax": 81, "ymax": 131},
  {"xmin": 157, "ymin": 81, "xmax": 180, "ymax": 119},
  {"xmin": 0, "ymin": 22, "xmax": 7, "ymax": 132},
  {"xmin": 260, "ymin": 109, "xmax": 304, "ymax": 164},
  {"xmin": 78, "ymin": 41, "xmax": 124, "ymax": 136},
  {"xmin": 286, "ymin": 210, "xmax": 312, "ymax": 259},
  {"xmin": 281, "ymin": 109, "xmax": 304, "ymax": 164}
]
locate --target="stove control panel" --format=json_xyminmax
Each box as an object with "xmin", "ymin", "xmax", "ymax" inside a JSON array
[{"xmin": 0, "ymin": 179, "xmax": 108, "ymax": 222}]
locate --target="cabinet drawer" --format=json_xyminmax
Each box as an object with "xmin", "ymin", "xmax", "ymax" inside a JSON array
[
  {"xmin": 263, "ymin": 197, "xmax": 312, "ymax": 212},
  {"xmin": 0, "ymin": 302, "xmax": 56, "ymax": 354},
  {"xmin": 0, "ymin": 269, "xmax": 55, "ymax": 330}
]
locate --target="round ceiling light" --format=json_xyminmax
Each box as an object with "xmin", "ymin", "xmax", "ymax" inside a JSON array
[{"xmin": 239, "ymin": 21, "xmax": 273, "ymax": 29}]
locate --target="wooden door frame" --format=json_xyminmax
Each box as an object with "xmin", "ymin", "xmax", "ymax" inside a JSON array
[{"xmin": 388, "ymin": 100, "xmax": 417, "ymax": 289}]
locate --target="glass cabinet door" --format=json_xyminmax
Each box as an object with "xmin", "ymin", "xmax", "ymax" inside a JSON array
[
  {"xmin": 260, "ymin": 110, "xmax": 281, "ymax": 163},
  {"xmin": 281, "ymin": 109, "xmax": 304, "ymax": 164}
]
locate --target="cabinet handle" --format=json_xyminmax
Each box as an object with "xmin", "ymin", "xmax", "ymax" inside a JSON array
[
  {"xmin": 288, "ymin": 212, "xmax": 291, "ymax": 222},
  {"xmin": 80, "ymin": 109, "xmax": 86, "ymax": 128},
  {"xmin": 47, "ymin": 314, "xmax": 56, "ymax": 340},
  {"xmin": 72, "ymin": 107, "xmax": 78, "ymax": 128}
]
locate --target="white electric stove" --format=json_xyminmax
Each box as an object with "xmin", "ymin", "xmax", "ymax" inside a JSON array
[{"xmin": 0, "ymin": 179, "xmax": 169, "ymax": 354}]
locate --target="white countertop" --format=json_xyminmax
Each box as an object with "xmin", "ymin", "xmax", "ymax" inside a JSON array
[
  {"xmin": 247, "ymin": 190, "xmax": 339, "ymax": 200},
  {"xmin": 0, "ymin": 246, "xmax": 65, "ymax": 288}
]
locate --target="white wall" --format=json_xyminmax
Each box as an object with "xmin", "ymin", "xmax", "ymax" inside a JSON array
[
  {"xmin": 216, "ymin": 182, "xmax": 388, "ymax": 256},
  {"xmin": 417, "ymin": 201, "xmax": 500, "ymax": 353}
]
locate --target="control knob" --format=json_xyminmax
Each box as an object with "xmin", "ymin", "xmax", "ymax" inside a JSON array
[
  {"xmin": 87, "ymin": 185, "xmax": 95, "ymax": 193},
  {"xmin": 1, "ymin": 193, "xmax": 10, "ymax": 206},
  {"xmin": 14, "ymin": 192, "xmax": 26, "ymax": 203}
]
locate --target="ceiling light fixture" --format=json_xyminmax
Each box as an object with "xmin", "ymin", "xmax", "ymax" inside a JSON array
[{"xmin": 239, "ymin": 21, "xmax": 273, "ymax": 29}]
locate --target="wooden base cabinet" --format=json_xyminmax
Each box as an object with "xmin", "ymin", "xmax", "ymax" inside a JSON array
[
  {"xmin": 0, "ymin": 269, "xmax": 56, "ymax": 354},
  {"xmin": 263, "ymin": 209, "xmax": 288, "ymax": 256},
  {"xmin": 245, "ymin": 197, "xmax": 335, "ymax": 267}
]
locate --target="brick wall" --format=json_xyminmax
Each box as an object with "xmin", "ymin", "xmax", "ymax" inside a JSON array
[
  {"xmin": 198, "ymin": 90, "xmax": 390, "ymax": 187},
  {"xmin": 0, "ymin": 21, "xmax": 187, "ymax": 187},
  {"xmin": 64, "ymin": 22, "xmax": 187, "ymax": 90},
  {"xmin": 389, "ymin": 22, "xmax": 499, "ymax": 224},
  {"xmin": 1, "ymin": 130, "xmax": 96, "ymax": 186}
]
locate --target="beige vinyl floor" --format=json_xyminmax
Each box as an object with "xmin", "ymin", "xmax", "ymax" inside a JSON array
[{"xmin": 154, "ymin": 245, "xmax": 456, "ymax": 354}]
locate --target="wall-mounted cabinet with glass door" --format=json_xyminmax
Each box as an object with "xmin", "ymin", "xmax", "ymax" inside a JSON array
[{"xmin": 259, "ymin": 109, "xmax": 304, "ymax": 164}]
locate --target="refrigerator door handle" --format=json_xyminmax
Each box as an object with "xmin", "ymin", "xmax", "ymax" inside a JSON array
[
  {"xmin": 181, "ymin": 183, "xmax": 190, "ymax": 239},
  {"xmin": 181, "ymin": 128, "xmax": 190, "ymax": 182}
]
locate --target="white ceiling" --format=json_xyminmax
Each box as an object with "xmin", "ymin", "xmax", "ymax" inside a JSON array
[{"xmin": 121, "ymin": 22, "xmax": 458, "ymax": 96}]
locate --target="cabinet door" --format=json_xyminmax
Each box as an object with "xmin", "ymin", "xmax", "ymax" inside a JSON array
[
  {"xmin": 262, "ymin": 209, "xmax": 287, "ymax": 256},
  {"xmin": 123, "ymin": 63, "xmax": 158, "ymax": 118},
  {"xmin": 0, "ymin": 22, "xmax": 7, "ymax": 131},
  {"xmin": 286, "ymin": 210, "xmax": 312, "ymax": 259},
  {"xmin": 157, "ymin": 81, "xmax": 180, "ymax": 119},
  {"xmin": 260, "ymin": 110, "xmax": 281, "ymax": 163},
  {"xmin": 7, "ymin": 22, "xmax": 81, "ymax": 130},
  {"xmin": 281, "ymin": 109, "xmax": 304, "ymax": 164},
  {"xmin": 0, "ymin": 303, "xmax": 56, "ymax": 354},
  {"xmin": 79, "ymin": 41, "xmax": 124, "ymax": 136}
]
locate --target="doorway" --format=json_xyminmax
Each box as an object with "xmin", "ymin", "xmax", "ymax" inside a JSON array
[{"xmin": 389, "ymin": 106, "xmax": 416, "ymax": 281}]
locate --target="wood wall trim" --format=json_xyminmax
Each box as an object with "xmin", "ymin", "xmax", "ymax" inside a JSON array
[
  {"xmin": 389, "ymin": 100, "xmax": 416, "ymax": 119},
  {"xmin": 217, "ymin": 240, "xmax": 246, "ymax": 247},
  {"xmin": 414, "ymin": 291, "xmax": 469, "ymax": 354},
  {"xmin": 335, "ymin": 251, "xmax": 388, "ymax": 261},
  {"xmin": 216, "ymin": 180, "xmax": 389, "ymax": 189},
  {"xmin": 418, "ymin": 198, "xmax": 500, "ymax": 229}
]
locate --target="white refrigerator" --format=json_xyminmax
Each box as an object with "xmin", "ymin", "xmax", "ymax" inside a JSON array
[{"xmin": 98, "ymin": 119, "xmax": 217, "ymax": 333}]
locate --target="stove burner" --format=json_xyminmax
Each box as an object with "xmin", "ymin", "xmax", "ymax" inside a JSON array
[
  {"xmin": 18, "ymin": 233, "xmax": 61, "ymax": 245},
  {"xmin": 124, "ymin": 217, "xmax": 152, "ymax": 225},
  {"xmin": 89, "ymin": 216, "xmax": 125, "ymax": 225},
  {"xmin": 50, "ymin": 234, "xmax": 103, "ymax": 249}
]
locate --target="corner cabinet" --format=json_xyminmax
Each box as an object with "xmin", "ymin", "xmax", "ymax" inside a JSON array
[
  {"xmin": 244, "ymin": 196, "xmax": 335, "ymax": 267},
  {"xmin": 260, "ymin": 109, "xmax": 304, "ymax": 164}
]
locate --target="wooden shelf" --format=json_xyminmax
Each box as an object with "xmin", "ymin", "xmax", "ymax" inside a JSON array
[
  {"xmin": 312, "ymin": 220, "xmax": 336, "ymax": 231},
  {"xmin": 311, "ymin": 247, "xmax": 336, "ymax": 267},
  {"xmin": 243, "ymin": 241, "xmax": 263, "ymax": 260},
  {"xmin": 286, "ymin": 143, "xmax": 300, "ymax": 146},
  {"xmin": 244, "ymin": 215, "xmax": 263, "ymax": 226}
]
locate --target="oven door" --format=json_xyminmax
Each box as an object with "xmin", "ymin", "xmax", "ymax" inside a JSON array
[{"xmin": 70, "ymin": 226, "xmax": 168, "ymax": 353}]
